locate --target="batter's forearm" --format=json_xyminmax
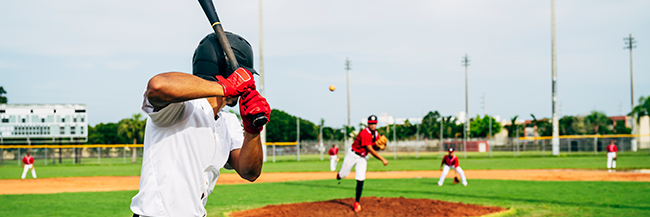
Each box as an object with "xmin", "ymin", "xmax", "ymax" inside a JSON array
[
  {"xmin": 237, "ymin": 132, "xmax": 263, "ymax": 181},
  {"xmin": 146, "ymin": 72, "xmax": 226, "ymax": 108}
]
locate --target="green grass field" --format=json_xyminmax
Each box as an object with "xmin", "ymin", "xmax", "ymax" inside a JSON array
[
  {"xmin": 1, "ymin": 151, "xmax": 649, "ymax": 179},
  {"xmin": 1, "ymin": 152, "xmax": 649, "ymax": 217},
  {"xmin": 1, "ymin": 178, "xmax": 648, "ymax": 217}
]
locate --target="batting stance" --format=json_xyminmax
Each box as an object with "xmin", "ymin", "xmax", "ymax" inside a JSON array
[
  {"xmin": 21, "ymin": 151, "xmax": 37, "ymax": 179},
  {"xmin": 606, "ymin": 140, "xmax": 618, "ymax": 172},
  {"xmin": 130, "ymin": 32, "xmax": 271, "ymax": 217},
  {"xmin": 328, "ymin": 144, "xmax": 339, "ymax": 171},
  {"xmin": 438, "ymin": 148, "xmax": 468, "ymax": 186},
  {"xmin": 336, "ymin": 115, "xmax": 389, "ymax": 212}
]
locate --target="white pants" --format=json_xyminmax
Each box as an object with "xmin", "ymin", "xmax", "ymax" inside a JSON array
[
  {"xmin": 438, "ymin": 165, "xmax": 467, "ymax": 186},
  {"xmin": 21, "ymin": 164, "xmax": 37, "ymax": 179},
  {"xmin": 338, "ymin": 148, "xmax": 368, "ymax": 181},
  {"xmin": 329, "ymin": 155, "xmax": 338, "ymax": 171},
  {"xmin": 607, "ymin": 152, "xmax": 617, "ymax": 169}
]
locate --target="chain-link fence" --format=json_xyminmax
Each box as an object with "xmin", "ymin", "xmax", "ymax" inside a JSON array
[{"xmin": 0, "ymin": 145, "xmax": 143, "ymax": 166}]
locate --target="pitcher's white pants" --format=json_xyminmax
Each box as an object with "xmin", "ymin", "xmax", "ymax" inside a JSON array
[
  {"xmin": 338, "ymin": 148, "xmax": 368, "ymax": 181},
  {"xmin": 21, "ymin": 164, "xmax": 37, "ymax": 179},
  {"xmin": 329, "ymin": 155, "xmax": 338, "ymax": 171},
  {"xmin": 607, "ymin": 152, "xmax": 617, "ymax": 169},
  {"xmin": 438, "ymin": 165, "xmax": 467, "ymax": 186}
]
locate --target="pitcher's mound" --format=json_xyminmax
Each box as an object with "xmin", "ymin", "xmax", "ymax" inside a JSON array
[{"xmin": 229, "ymin": 196, "xmax": 506, "ymax": 217}]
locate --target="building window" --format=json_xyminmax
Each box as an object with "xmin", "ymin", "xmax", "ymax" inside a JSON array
[
  {"xmin": 80, "ymin": 126, "xmax": 84, "ymax": 134},
  {"xmin": 22, "ymin": 118, "xmax": 26, "ymax": 123},
  {"xmin": 1, "ymin": 118, "xmax": 7, "ymax": 123},
  {"xmin": 73, "ymin": 118, "xmax": 77, "ymax": 122},
  {"xmin": 81, "ymin": 117, "xmax": 85, "ymax": 122},
  {"xmin": 61, "ymin": 118, "xmax": 65, "ymax": 122},
  {"xmin": 60, "ymin": 126, "xmax": 65, "ymax": 135},
  {"xmin": 41, "ymin": 118, "xmax": 45, "ymax": 123}
]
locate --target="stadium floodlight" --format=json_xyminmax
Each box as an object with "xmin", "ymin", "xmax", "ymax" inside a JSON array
[
  {"xmin": 551, "ymin": 0, "xmax": 560, "ymax": 156},
  {"xmin": 624, "ymin": 34, "xmax": 637, "ymax": 151}
]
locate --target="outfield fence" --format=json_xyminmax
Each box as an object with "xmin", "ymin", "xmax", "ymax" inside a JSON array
[
  {"xmin": 0, "ymin": 144, "xmax": 143, "ymax": 166},
  {"xmin": 2, "ymin": 134, "xmax": 648, "ymax": 166}
]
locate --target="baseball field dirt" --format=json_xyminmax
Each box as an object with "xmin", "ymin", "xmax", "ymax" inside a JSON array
[
  {"xmin": 1, "ymin": 169, "xmax": 649, "ymax": 195},
  {"xmin": 227, "ymin": 196, "xmax": 507, "ymax": 217}
]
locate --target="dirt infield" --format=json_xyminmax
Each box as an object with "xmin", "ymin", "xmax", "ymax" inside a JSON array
[
  {"xmin": 1, "ymin": 169, "xmax": 649, "ymax": 195},
  {"xmin": 228, "ymin": 196, "xmax": 507, "ymax": 217}
]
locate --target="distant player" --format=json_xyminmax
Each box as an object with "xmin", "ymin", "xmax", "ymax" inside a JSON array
[
  {"xmin": 606, "ymin": 140, "xmax": 618, "ymax": 172},
  {"xmin": 438, "ymin": 148, "xmax": 467, "ymax": 186},
  {"xmin": 21, "ymin": 151, "xmax": 37, "ymax": 179},
  {"xmin": 336, "ymin": 115, "xmax": 389, "ymax": 212},
  {"xmin": 328, "ymin": 144, "xmax": 339, "ymax": 171}
]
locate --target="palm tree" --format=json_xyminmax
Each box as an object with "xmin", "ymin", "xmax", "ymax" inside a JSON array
[
  {"xmin": 630, "ymin": 95, "xmax": 650, "ymax": 134},
  {"xmin": 584, "ymin": 111, "xmax": 611, "ymax": 135},
  {"xmin": 0, "ymin": 86, "xmax": 7, "ymax": 104},
  {"xmin": 118, "ymin": 114, "xmax": 146, "ymax": 163}
]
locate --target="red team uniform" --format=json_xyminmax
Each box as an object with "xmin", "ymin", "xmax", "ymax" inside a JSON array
[
  {"xmin": 351, "ymin": 128, "xmax": 379, "ymax": 157},
  {"xmin": 21, "ymin": 153, "xmax": 37, "ymax": 179},
  {"xmin": 438, "ymin": 148, "xmax": 467, "ymax": 186},
  {"xmin": 329, "ymin": 146, "xmax": 339, "ymax": 171},
  {"xmin": 606, "ymin": 142, "xmax": 618, "ymax": 172}
]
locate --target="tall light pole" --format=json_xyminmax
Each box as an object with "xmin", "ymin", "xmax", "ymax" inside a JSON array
[
  {"xmin": 258, "ymin": 0, "xmax": 267, "ymax": 162},
  {"xmin": 624, "ymin": 34, "xmax": 637, "ymax": 151},
  {"xmin": 462, "ymin": 54, "xmax": 470, "ymax": 158},
  {"xmin": 551, "ymin": 0, "xmax": 560, "ymax": 156},
  {"xmin": 345, "ymin": 58, "xmax": 352, "ymax": 148}
]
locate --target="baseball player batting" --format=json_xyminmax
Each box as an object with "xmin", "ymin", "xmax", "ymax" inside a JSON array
[
  {"xmin": 21, "ymin": 151, "xmax": 37, "ymax": 179},
  {"xmin": 438, "ymin": 148, "xmax": 468, "ymax": 186},
  {"xmin": 606, "ymin": 140, "xmax": 618, "ymax": 172},
  {"xmin": 129, "ymin": 31, "xmax": 271, "ymax": 217},
  {"xmin": 336, "ymin": 115, "xmax": 389, "ymax": 212},
  {"xmin": 328, "ymin": 144, "xmax": 339, "ymax": 171}
]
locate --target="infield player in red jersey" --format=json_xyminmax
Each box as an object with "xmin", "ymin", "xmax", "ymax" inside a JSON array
[
  {"xmin": 438, "ymin": 148, "xmax": 467, "ymax": 186},
  {"xmin": 336, "ymin": 115, "xmax": 389, "ymax": 212},
  {"xmin": 606, "ymin": 140, "xmax": 618, "ymax": 172},
  {"xmin": 21, "ymin": 151, "xmax": 37, "ymax": 179},
  {"xmin": 328, "ymin": 144, "xmax": 339, "ymax": 171}
]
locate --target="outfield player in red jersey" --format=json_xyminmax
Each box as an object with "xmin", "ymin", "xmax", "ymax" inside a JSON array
[
  {"xmin": 336, "ymin": 115, "xmax": 389, "ymax": 212},
  {"xmin": 438, "ymin": 148, "xmax": 467, "ymax": 186},
  {"xmin": 328, "ymin": 144, "xmax": 339, "ymax": 171},
  {"xmin": 606, "ymin": 140, "xmax": 618, "ymax": 172},
  {"xmin": 21, "ymin": 151, "xmax": 37, "ymax": 179}
]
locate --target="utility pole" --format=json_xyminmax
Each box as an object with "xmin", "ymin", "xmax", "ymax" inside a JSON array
[
  {"xmin": 551, "ymin": 0, "xmax": 560, "ymax": 156},
  {"xmin": 345, "ymin": 58, "xmax": 352, "ymax": 149},
  {"xmin": 462, "ymin": 54, "xmax": 470, "ymax": 158},
  {"xmin": 624, "ymin": 34, "xmax": 637, "ymax": 151},
  {"xmin": 296, "ymin": 118, "xmax": 300, "ymax": 161},
  {"xmin": 258, "ymin": 0, "xmax": 267, "ymax": 162}
]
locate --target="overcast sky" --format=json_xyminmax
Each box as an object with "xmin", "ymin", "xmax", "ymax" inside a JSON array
[{"xmin": 1, "ymin": 0, "xmax": 649, "ymax": 128}]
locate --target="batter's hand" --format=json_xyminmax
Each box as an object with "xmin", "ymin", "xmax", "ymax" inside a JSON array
[
  {"xmin": 239, "ymin": 89, "xmax": 270, "ymax": 134},
  {"xmin": 216, "ymin": 67, "xmax": 255, "ymax": 97}
]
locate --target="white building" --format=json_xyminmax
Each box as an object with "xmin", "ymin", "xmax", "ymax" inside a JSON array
[{"xmin": 0, "ymin": 104, "xmax": 88, "ymax": 144}]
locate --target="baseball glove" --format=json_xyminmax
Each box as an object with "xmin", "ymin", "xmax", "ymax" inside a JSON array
[
  {"xmin": 453, "ymin": 176, "xmax": 460, "ymax": 184},
  {"xmin": 373, "ymin": 135, "xmax": 388, "ymax": 151}
]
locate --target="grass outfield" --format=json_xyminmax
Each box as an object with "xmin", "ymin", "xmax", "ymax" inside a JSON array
[
  {"xmin": 1, "ymin": 179, "xmax": 648, "ymax": 217},
  {"xmin": 1, "ymin": 152, "xmax": 649, "ymax": 179}
]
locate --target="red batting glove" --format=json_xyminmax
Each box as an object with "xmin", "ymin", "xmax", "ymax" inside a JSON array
[
  {"xmin": 216, "ymin": 67, "xmax": 255, "ymax": 97},
  {"xmin": 239, "ymin": 89, "xmax": 271, "ymax": 134}
]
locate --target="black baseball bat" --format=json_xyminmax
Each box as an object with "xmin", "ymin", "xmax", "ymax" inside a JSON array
[{"xmin": 198, "ymin": 0, "xmax": 268, "ymax": 128}]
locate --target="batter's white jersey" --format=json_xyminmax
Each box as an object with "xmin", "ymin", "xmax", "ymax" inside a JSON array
[{"xmin": 131, "ymin": 95, "xmax": 241, "ymax": 217}]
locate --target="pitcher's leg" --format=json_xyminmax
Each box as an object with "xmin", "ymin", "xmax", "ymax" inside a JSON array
[
  {"xmin": 456, "ymin": 166, "xmax": 468, "ymax": 186},
  {"xmin": 437, "ymin": 165, "xmax": 450, "ymax": 186}
]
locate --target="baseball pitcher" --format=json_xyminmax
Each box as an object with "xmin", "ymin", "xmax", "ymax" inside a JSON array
[{"xmin": 336, "ymin": 115, "xmax": 389, "ymax": 212}]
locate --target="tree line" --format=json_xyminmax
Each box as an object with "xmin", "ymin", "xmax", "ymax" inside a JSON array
[{"xmin": 86, "ymin": 95, "xmax": 650, "ymax": 144}]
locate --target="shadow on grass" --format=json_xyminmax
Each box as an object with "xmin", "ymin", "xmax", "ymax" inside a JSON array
[{"xmin": 279, "ymin": 180, "xmax": 650, "ymax": 211}]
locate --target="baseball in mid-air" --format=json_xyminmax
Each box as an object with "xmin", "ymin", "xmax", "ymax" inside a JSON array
[{"xmin": 329, "ymin": 85, "xmax": 336, "ymax": 92}]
